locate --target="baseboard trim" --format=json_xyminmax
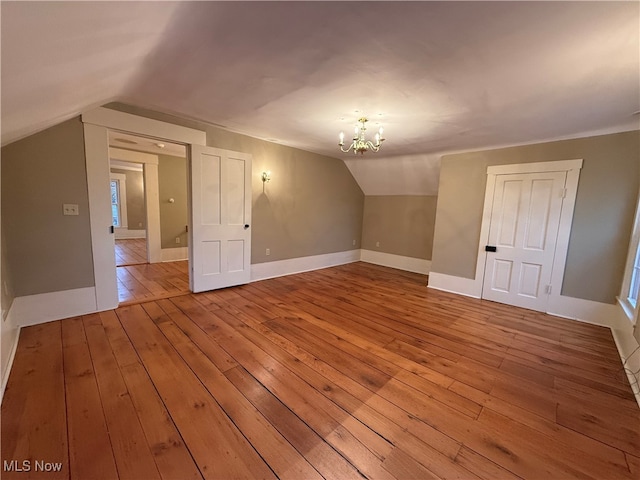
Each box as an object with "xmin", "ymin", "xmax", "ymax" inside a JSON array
[
  {"xmin": 0, "ymin": 309, "xmax": 20, "ymax": 404},
  {"xmin": 427, "ymin": 271, "xmax": 482, "ymax": 298},
  {"xmin": 161, "ymin": 247, "xmax": 188, "ymax": 262},
  {"xmin": 610, "ymin": 315, "xmax": 640, "ymax": 408},
  {"xmin": 251, "ymin": 250, "xmax": 361, "ymax": 282},
  {"xmin": 11, "ymin": 287, "xmax": 98, "ymax": 328},
  {"xmin": 360, "ymin": 250, "xmax": 431, "ymax": 275},
  {"xmin": 546, "ymin": 295, "xmax": 618, "ymax": 328},
  {"xmin": 427, "ymin": 271, "xmax": 620, "ymax": 328},
  {"xmin": 115, "ymin": 229, "xmax": 146, "ymax": 239}
]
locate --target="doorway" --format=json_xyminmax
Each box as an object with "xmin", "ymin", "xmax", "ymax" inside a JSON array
[
  {"xmin": 83, "ymin": 107, "xmax": 253, "ymax": 312},
  {"xmin": 110, "ymin": 160, "xmax": 148, "ymax": 266},
  {"xmin": 107, "ymin": 131, "xmax": 190, "ymax": 304}
]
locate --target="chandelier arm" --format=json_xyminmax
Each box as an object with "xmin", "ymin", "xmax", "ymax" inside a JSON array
[{"xmin": 339, "ymin": 143, "xmax": 354, "ymax": 153}]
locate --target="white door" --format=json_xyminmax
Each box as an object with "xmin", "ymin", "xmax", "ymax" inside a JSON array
[
  {"xmin": 190, "ymin": 145, "xmax": 252, "ymax": 293},
  {"xmin": 482, "ymin": 171, "xmax": 566, "ymax": 311}
]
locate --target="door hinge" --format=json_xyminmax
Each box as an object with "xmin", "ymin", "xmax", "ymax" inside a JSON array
[
  {"xmin": 545, "ymin": 284, "xmax": 552, "ymax": 294},
  {"xmin": 560, "ymin": 188, "xmax": 567, "ymax": 199}
]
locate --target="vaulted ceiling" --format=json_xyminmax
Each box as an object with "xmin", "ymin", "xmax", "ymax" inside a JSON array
[{"xmin": 2, "ymin": 1, "xmax": 638, "ymax": 194}]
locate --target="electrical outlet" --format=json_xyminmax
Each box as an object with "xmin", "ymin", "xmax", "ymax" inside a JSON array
[
  {"xmin": 63, "ymin": 204, "xmax": 79, "ymax": 216},
  {"xmin": 353, "ymin": 239, "xmax": 356, "ymax": 246},
  {"xmin": 376, "ymin": 241, "xmax": 380, "ymax": 247},
  {"xmin": 175, "ymin": 237, "xmax": 181, "ymax": 244},
  {"xmin": 266, "ymin": 248, "xmax": 270, "ymax": 256}
]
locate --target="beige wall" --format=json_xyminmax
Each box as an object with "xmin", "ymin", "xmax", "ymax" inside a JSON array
[
  {"xmin": 1, "ymin": 117, "xmax": 95, "ymax": 297},
  {"xmin": 431, "ymin": 130, "xmax": 640, "ymax": 304},
  {"xmin": 110, "ymin": 168, "xmax": 146, "ymax": 230},
  {"xmin": 362, "ymin": 195, "xmax": 437, "ymax": 260},
  {"xmin": 205, "ymin": 128, "xmax": 364, "ymax": 263},
  {"xmin": 107, "ymin": 103, "xmax": 365, "ymax": 264},
  {"xmin": 158, "ymin": 154, "xmax": 188, "ymax": 249}
]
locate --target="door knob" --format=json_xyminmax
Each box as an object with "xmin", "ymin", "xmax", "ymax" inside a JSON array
[
  {"xmin": 485, "ymin": 245, "xmax": 497, "ymax": 252},
  {"xmin": 244, "ymin": 224, "xmax": 250, "ymax": 229}
]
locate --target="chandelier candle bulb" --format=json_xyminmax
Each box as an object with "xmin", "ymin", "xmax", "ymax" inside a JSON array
[{"xmin": 339, "ymin": 131, "xmax": 344, "ymax": 144}]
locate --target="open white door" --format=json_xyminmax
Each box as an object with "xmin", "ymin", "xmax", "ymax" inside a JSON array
[
  {"xmin": 482, "ymin": 171, "xmax": 566, "ymax": 311},
  {"xmin": 190, "ymin": 145, "xmax": 252, "ymax": 293}
]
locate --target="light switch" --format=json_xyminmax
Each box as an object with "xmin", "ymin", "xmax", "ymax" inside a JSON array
[{"xmin": 63, "ymin": 204, "xmax": 79, "ymax": 216}]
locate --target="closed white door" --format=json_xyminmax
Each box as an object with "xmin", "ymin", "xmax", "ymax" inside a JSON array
[
  {"xmin": 482, "ymin": 171, "xmax": 566, "ymax": 311},
  {"xmin": 190, "ymin": 145, "xmax": 252, "ymax": 293}
]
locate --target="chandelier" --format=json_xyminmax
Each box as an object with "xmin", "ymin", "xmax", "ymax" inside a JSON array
[{"xmin": 338, "ymin": 117, "xmax": 384, "ymax": 154}]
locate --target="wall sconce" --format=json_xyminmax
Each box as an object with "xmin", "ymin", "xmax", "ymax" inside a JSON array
[{"xmin": 261, "ymin": 171, "xmax": 271, "ymax": 183}]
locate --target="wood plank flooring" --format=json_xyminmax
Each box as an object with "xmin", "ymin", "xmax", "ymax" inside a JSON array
[
  {"xmin": 2, "ymin": 262, "xmax": 639, "ymax": 479},
  {"xmin": 117, "ymin": 261, "xmax": 189, "ymax": 305},
  {"xmin": 115, "ymin": 238, "xmax": 147, "ymax": 266}
]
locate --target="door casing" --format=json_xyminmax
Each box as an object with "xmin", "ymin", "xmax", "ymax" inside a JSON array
[
  {"xmin": 83, "ymin": 107, "xmax": 206, "ymax": 311},
  {"xmin": 476, "ymin": 159, "xmax": 583, "ymax": 311}
]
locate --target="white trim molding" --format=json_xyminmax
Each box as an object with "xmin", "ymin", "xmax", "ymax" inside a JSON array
[
  {"xmin": 427, "ymin": 272, "xmax": 482, "ymax": 298},
  {"xmin": 0, "ymin": 305, "xmax": 20, "ymax": 404},
  {"xmin": 546, "ymin": 295, "xmax": 618, "ymax": 328},
  {"xmin": 83, "ymin": 107, "xmax": 206, "ymax": 145},
  {"xmin": 360, "ymin": 250, "xmax": 431, "ymax": 275},
  {"xmin": 10, "ymin": 287, "xmax": 98, "ymax": 328},
  {"xmin": 115, "ymin": 229, "xmax": 147, "ymax": 240},
  {"xmin": 610, "ymin": 307, "xmax": 640, "ymax": 408},
  {"xmin": 162, "ymin": 247, "xmax": 189, "ymax": 262},
  {"xmin": 251, "ymin": 250, "xmax": 361, "ymax": 283}
]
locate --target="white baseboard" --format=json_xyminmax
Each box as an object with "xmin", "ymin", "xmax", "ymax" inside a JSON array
[
  {"xmin": 610, "ymin": 311, "xmax": 640, "ymax": 408},
  {"xmin": 1, "ymin": 305, "xmax": 20, "ymax": 404},
  {"xmin": 427, "ymin": 271, "xmax": 482, "ymax": 298},
  {"xmin": 546, "ymin": 295, "xmax": 618, "ymax": 328},
  {"xmin": 251, "ymin": 249, "xmax": 361, "ymax": 282},
  {"xmin": 11, "ymin": 287, "xmax": 98, "ymax": 328},
  {"xmin": 360, "ymin": 250, "xmax": 431, "ymax": 275},
  {"xmin": 428, "ymin": 271, "xmax": 619, "ymax": 328},
  {"xmin": 115, "ymin": 229, "xmax": 146, "ymax": 239},
  {"xmin": 161, "ymin": 247, "xmax": 188, "ymax": 262}
]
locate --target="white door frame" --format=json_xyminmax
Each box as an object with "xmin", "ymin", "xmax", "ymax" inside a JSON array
[
  {"xmin": 474, "ymin": 159, "xmax": 583, "ymax": 310},
  {"xmin": 109, "ymin": 147, "xmax": 162, "ymax": 263},
  {"xmin": 82, "ymin": 107, "xmax": 206, "ymax": 311}
]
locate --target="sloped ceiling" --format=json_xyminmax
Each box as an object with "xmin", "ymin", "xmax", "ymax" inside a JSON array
[{"xmin": 2, "ymin": 1, "xmax": 638, "ymax": 195}]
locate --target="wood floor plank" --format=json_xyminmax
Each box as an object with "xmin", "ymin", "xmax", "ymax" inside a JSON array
[
  {"xmin": 61, "ymin": 318, "xmax": 119, "ymax": 480},
  {"xmin": 224, "ymin": 365, "xmax": 365, "ymax": 480},
  {"xmin": 154, "ymin": 316, "xmax": 323, "ymax": 480},
  {"xmin": 116, "ymin": 304, "xmax": 276, "ymax": 480},
  {"xmin": 82, "ymin": 314, "xmax": 161, "ymax": 480},
  {"xmin": 115, "ymin": 238, "xmax": 147, "ymax": 266},
  {"xmin": 1, "ymin": 322, "xmax": 68, "ymax": 480},
  {"xmin": 454, "ymin": 446, "xmax": 523, "ymax": 480},
  {"xmin": 166, "ymin": 295, "xmax": 399, "ymax": 480},
  {"xmin": 100, "ymin": 310, "xmax": 202, "ymax": 480},
  {"xmin": 4, "ymin": 262, "xmax": 637, "ymax": 480},
  {"xmin": 215, "ymin": 304, "xmax": 482, "ymax": 480}
]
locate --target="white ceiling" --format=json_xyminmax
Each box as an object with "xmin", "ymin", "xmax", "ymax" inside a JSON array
[{"xmin": 2, "ymin": 1, "xmax": 638, "ymax": 195}]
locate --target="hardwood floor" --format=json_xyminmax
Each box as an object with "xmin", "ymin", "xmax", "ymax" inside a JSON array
[
  {"xmin": 115, "ymin": 238, "xmax": 147, "ymax": 266},
  {"xmin": 117, "ymin": 261, "xmax": 190, "ymax": 306},
  {"xmin": 2, "ymin": 262, "xmax": 639, "ymax": 479}
]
